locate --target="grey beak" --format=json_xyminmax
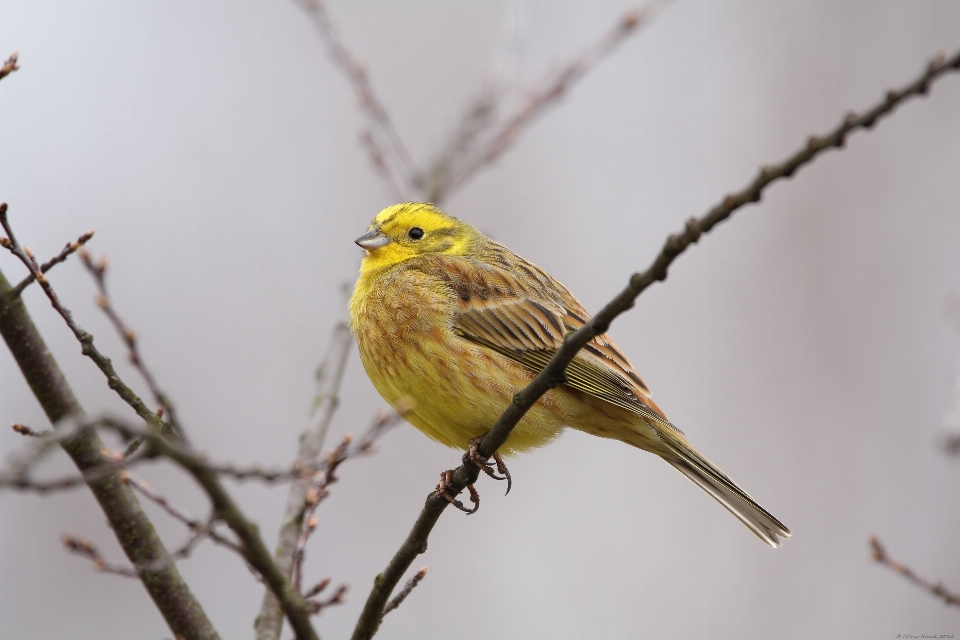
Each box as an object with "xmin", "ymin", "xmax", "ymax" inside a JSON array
[{"xmin": 355, "ymin": 228, "xmax": 391, "ymax": 250}]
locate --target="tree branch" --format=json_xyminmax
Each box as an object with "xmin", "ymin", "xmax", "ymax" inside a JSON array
[
  {"xmin": 0, "ymin": 52, "xmax": 19, "ymax": 81},
  {"xmin": 350, "ymin": 47, "xmax": 960, "ymax": 640},
  {"xmin": 0, "ymin": 269, "xmax": 220, "ymax": 639},
  {"xmin": 423, "ymin": 4, "xmax": 659, "ymax": 203},
  {"xmin": 296, "ymin": 0, "xmax": 418, "ymax": 191},
  {"xmin": 11, "ymin": 229, "xmax": 94, "ymax": 296},
  {"xmin": 0, "ymin": 208, "xmax": 175, "ymax": 441},
  {"xmin": 870, "ymin": 536, "xmax": 960, "ymax": 607},
  {"xmin": 256, "ymin": 315, "xmax": 353, "ymax": 640}
]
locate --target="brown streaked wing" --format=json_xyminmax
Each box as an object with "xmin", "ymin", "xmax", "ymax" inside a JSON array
[{"xmin": 413, "ymin": 254, "xmax": 673, "ymax": 429}]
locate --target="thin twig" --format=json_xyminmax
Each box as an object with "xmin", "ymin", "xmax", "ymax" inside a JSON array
[
  {"xmin": 360, "ymin": 129, "xmax": 405, "ymax": 202},
  {"xmin": 425, "ymin": 4, "xmax": 658, "ymax": 202},
  {"xmin": 0, "ymin": 206, "xmax": 176, "ymax": 441},
  {"xmin": 62, "ymin": 534, "xmax": 139, "ymax": 578},
  {"xmin": 381, "ymin": 566, "xmax": 427, "ymax": 617},
  {"xmin": 79, "ymin": 249, "xmax": 186, "ymax": 440},
  {"xmin": 80, "ymin": 417, "xmax": 321, "ymax": 640},
  {"xmin": 870, "ymin": 535, "xmax": 960, "ymax": 607},
  {"xmin": 293, "ymin": 409, "xmax": 408, "ymax": 593},
  {"xmin": 297, "ymin": 0, "xmax": 418, "ymax": 190},
  {"xmin": 11, "ymin": 230, "xmax": 94, "ymax": 296},
  {"xmin": 256, "ymin": 306, "xmax": 354, "ymax": 640},
  {"xmin": 350, "ymin": 48, "xmax": 960, "ymax": 640},
  {"xmin": 308, "ymin": 583, "xmax": 348, "ymax": 615},
  {"xmin": 0, "ymin": 52, "xmax": 19, "ymax": 81},
  {"xmin": 11, "ymin": 422, "xmax": 49, "ymax": 438},
  {"xmin": 1, "ymin": 215, "xmax": 319, "ymax": 638},
  {"xmin": 0, "ymin": 275, "xmax": 218, "ymax": 638}
]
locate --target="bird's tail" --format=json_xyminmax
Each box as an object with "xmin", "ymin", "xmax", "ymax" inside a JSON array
[{"xmin": 660, "ymin": 433, "xmax": 791, "ymax": 547}]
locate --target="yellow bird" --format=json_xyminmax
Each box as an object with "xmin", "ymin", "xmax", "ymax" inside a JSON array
[{"xmin": 349, "ymin": 202, "xmax": 791, "ymax": 547}]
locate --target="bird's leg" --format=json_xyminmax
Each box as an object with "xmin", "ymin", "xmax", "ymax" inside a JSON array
[
  {"xmin": 463, "ymin": 436, "xmax": 513, "ymax": 495},
  {"xmin": 436, "ymin": 469, "xmax": 479, "ymax": 514}
]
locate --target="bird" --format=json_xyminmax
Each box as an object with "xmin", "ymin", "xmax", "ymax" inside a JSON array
[{"xmin": 349, "ymin": 202, "xmax": 791, "ymax": 547}]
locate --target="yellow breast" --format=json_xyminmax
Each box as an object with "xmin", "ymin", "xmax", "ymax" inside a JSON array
[{"xmin": 349, "ymin": 261, "xmax": 569, "ymax": 454}]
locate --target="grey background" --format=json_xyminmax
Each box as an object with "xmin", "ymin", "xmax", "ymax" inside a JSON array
[{"xmin": 1, "ymin": 1, "xmax": 960, "ymax": 638}]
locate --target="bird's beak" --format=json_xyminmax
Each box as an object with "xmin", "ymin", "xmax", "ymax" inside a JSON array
[{"xmin": 355, "ymin": 228, "xmax": 391, "ymax": 250}]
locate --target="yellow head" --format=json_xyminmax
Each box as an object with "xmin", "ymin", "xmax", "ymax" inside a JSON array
[{"xmin": 355, "ymin": 203, "xmax": 477, "ymax": 273}]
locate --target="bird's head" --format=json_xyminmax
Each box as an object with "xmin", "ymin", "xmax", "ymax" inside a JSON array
[{"xmin": 355, "ymin": 203, "xmax": 476, "ymax": 273}]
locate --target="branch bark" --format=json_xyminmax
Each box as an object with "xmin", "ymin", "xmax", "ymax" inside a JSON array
[
  {"xmin": 255, "ymin": 320, "xmax": 352, "ymax": 640},
  {"xmin": 0, "ymin": 270, "xmax": 219, "ymax": 640},
  {"xmin": 350, "ymin": 47, "xmax": 960, "ymax": 640}
]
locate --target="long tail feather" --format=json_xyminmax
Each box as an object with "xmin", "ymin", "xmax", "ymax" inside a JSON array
[{"xmin": 664, "ymin": 443, "xmax": 791, "ymax": 547}]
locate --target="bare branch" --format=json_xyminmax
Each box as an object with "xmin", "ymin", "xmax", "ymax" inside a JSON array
[
  {"xmin": 297, "ymin": 0, "xmax": 418, "ymax": 190},
  {"xmin": 62, "ymin": 534, "xmax": 139, "ymax": 578},
  {"xmin": 360, "ymin": 129, "xmax": 406, "ymax": 202},
  {"xmin": 870, "ymin": 535, "xmax": 960, "ymax": 607},
  {"xmin": 257, "ymin": 307, "xmax": 353, "ymax": 640},
  {"xmin": 0, "ymin": 206, "xmax": 175, "ymax": 441},
  {"xmin": 1, "ymin": 214, "xmax": 318, "ymax": 637},
  {"xmin": 0, "ymin": 52, "xmax": 19, "ymax": 81},
  {"xmin": 78, "ymin": 248, "xmax": 187, "ymax": 441},
  {"xmin": 350, "ymin": 48, "xmax": 960, "ymax": 640},
  {"xmin": 423, "ymin": 4, "xmax": 659, "ymax": 202},
  {"xmin": 381, "ymin": 566, "xmax": 427, "ymax": 618},
  {"xmin": 308, "ymin": 582, "xmax": 348, "ymax": 616},
  {"xmin": 11, "ymin": 422, "xmax": 49, "ymax": 438},
  {"xmin": 11, "ymin": 230, "xmax": 94, "ymax": 296}
]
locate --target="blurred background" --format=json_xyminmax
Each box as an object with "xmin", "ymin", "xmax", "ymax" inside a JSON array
[{"xmin": 1, "ymin": 1, "xmax": 959, "ymax": 638}]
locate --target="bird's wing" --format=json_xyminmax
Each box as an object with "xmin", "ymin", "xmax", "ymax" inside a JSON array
[{"xmin": 414, "ymin": 253, "xmax": 676, "ymax": 430}]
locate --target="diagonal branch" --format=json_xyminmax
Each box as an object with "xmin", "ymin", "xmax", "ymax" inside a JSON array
[
  {"xmin": 350, "ymin": 47, "xmax": 960, "ymax": 640},
  {"xmin": 11, "ymin": 229, "xmax": 94, "ymax": 296},
  {"xmin": 870, "ymin": 536, "xmax": 960, "ymax": 607},
  {"xmin": 0, "ymin": 208, "xmax": 175, "ymax": 441},
  {"xmin": 256, "ymin": 314, "xmax": 353, "ymax": 640},
  {"xmin": 423, "ymin": 4, "xmax": 659, "ymax": 203},
  {"xmin": 0, "ymin": 269, "xmax": 219, "ymax": 639},
  {"xmin": 1, "ymin": 212, "xmax": 320, "ymax": 640},
  {"xmin": 0, "ymin": 52, "xmax": 19, "ymax": 81},
  {"xmin": 296, "ymin": 0, "xmax": 418, "ymax": 191}
]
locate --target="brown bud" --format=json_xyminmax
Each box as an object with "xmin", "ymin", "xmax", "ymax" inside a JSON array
[
  {"xmin": 24, "ymin": 246, "xmax": 34, "ymax": 259},
  {"xmin": 95, "ymin": 294, "xmax": 108, "ymax": 308},
  {"xmin": 621, "ymin": 9, "xmax": 641, "ymax": 30},
  {"xmin": 306, "ymin": 516, "xmax": 318, "ymax": 530}
]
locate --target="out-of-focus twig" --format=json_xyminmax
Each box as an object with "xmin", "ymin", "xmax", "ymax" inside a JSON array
[
  {"xmin": 256, "ymin": 305, "xmax": 354, "ymax": 640},
  {"xmin": 351, "ymin": 47, "xmax": 960, "ymax": 640},
  {"xmin": 423, "ymin": 4, "xmax": 658, "ymax": 203},
  {"xmin": 0, "ymin": 52, "xmax": 19, "ymax": 81},
  {"xmin": 296, "ymin": 0, "xmax": 418, "ymax": 194},
  {"xmin": 62, "ymin": 534, "xmax": 139, "ymax": 578},
  {"xmin": 0, "ymin": 205, "xmax": 175, "ymax": 440},
  {"xmin": 381, "ymin": 566, "xmax": 427, "ymax": 618},
  {"xmin": 870, "ymin": 535, "xmax": 960, "ymax": 607},
  {"xmin": 11, "ymin": 230, "xmax": 94, "ymax": 296},
  {"xmin": 79, "ymin": 248, "xmax": 186, "ymax": 441},
  {"xmin": 10, "ymin": 422, "xmax": 48, "ymax": 438}
]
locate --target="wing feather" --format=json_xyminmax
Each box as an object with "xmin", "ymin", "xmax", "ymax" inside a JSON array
[{"xmin": 411, "ymin": 252, "xmax": 670, "ymax": 428}]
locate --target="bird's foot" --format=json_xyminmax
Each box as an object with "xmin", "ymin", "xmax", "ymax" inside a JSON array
[
  {"xmin": 436, "ymin": 469, "xmax": 479, "ymax": 514},
  {"xmin": 463, "ymin": 436, "xmax": 512, "ymax": 495}
]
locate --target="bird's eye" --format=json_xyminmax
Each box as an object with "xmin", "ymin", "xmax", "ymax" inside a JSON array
[{"xmin": 408, "ymin": 227, "xmax": 424, "ymax": 240}]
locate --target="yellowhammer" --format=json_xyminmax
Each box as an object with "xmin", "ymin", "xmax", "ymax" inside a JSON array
[{"xmin": 349, "ymin": 202, "xmax": 791, "ymax": 547}]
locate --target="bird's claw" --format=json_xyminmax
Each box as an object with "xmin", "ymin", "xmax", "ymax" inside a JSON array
[
  {"xmin": 463, "ymin": 436, "xmax": 512, "ymax": 495},
  {"xmin": 436, "ymin": 469, "xmax": 479, "ymax": 514}
]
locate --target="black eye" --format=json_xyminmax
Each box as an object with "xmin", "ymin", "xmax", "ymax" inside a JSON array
[{"xmin": 408, "ymin": 227, "xmax": 424, "ymax": 240}]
